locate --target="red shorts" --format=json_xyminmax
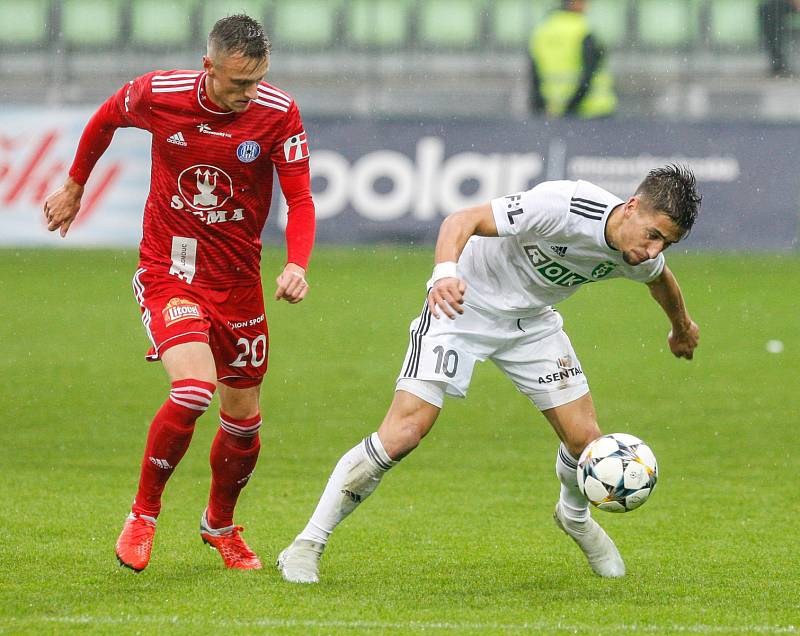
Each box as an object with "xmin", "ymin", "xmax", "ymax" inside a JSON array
[{"xmin": 131, "ymin": 267, "xmax": 268, "ymax": 388}]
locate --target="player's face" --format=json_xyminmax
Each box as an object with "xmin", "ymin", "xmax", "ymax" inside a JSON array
[
  {"xmin": 203, "ymin": 51, "xmax": 269, "ymax": 112},
  {"xmin": 617, "ymin": 198, "xmax": 684, "ymax": 266}
]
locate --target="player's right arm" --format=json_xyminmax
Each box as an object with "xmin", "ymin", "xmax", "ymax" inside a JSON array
[
  {"xmin": 44, "ymin": 76, "xmax": 152, "ymax": 237},
  {"xmin": 429, "ymin": 181, "xmax": 569, "ymax": 319},
  {"xmin": 428, "ymin": 203, "xmax": 498, "ymax": 319}
]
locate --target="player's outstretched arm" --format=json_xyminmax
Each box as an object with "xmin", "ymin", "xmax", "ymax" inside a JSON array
[
  {"xmin": 44, "ymin": 177, "xmax": 84, "ymax": 237},
  {"xmin": 428, "ymin": 203, "xmax": 498, "ymax": 319},
  {"xmin": 43, "ymin": 89, "xmax": 130, "ymax": 238},
  {"xmin": 646, "ymin": 266, "xmax": 699, "ymax": 360},
  {"xmin": 274, "ymin": 263, "xmax": 309, "ymax": 304}
]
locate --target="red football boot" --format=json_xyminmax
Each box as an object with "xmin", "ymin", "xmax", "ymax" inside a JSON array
[
  {"xmin": 116, "ymin": 513, "xmax": 157, "ymax": 572},
  {"xmin": 200, "ymin": 510, "xmax": 262, "ymax": 570}
]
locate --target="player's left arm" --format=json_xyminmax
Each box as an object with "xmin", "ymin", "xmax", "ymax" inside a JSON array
[
  {"xmin": 646, "ymin": 265, "xmax": 699, "ymax": 360},
  {"xmin": 272, "ymin": 101, "xmax": 316, "ymax": 304},
  {"xmin": 428, "ymin": 203, "xmax": 498, "ymax": 319},
  {"xmin": 274, "ymin": 169, "xmax": 315, "ymax": 304}
]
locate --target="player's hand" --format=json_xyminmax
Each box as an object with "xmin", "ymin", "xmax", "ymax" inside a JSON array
[
  {"xmin": 274, "ymin": 263, "xmax": 309, "ymax": 304},
  {"xmin": 668, "ymin": 319, "xmax": 699, "ymax": 360},
  {"xmin": 43, "ymin": 177, "xmax": 84, "ymax": 238},
  {"xmin": 428, "ymin": 277, "xmax": 466, "ymax": 320}
]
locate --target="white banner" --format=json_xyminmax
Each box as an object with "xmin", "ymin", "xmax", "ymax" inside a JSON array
[
  {"xmin": 2, "ymin": 109, "xmax": 798, "ymax": 250},
  {"xmin": 1, "ymin": 107, "xmax": 149, "ymax": 247}
]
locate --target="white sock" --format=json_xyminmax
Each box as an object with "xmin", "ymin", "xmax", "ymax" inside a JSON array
[
  {"xmin": 556, "ymin": 443, "xmax": 589, "ymax": 522},
  {"xmin": 298, "ymin": 433, "xmax": 397, "ymax": 544}
]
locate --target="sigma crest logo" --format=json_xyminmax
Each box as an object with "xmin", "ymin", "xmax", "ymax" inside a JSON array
[
  {"xmin": 283, "ymin": 131, "xmax": 309, "ymax": 163},
  {"xmin": 177, "ymin": 164, "xmax": 233, "ymax": 211},
  {"xmin": 162, "ymin": 297, "xmax": 202, "ymax": 327},
  {"xmin": 237, "ymin": 140, "xmax": 261, "ymax": 163}
]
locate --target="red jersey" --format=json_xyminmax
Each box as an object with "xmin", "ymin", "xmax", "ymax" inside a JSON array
[{"xmin": 70, "ymin": 70, "xmax": 314, "ymax": 288}]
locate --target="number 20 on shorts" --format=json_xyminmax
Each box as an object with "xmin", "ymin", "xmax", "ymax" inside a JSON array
[{"xmin": 231, "ymin": 335, "xmax": 267, "ymax": 367}]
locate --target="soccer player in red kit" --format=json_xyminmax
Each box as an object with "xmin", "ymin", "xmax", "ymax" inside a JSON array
[{"xmin": 43, "ymin": 15, "xmax": 315, "ymax": 571}]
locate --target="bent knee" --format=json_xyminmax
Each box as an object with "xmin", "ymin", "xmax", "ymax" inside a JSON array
[
  {"xmin": 168, "ymin": 379, "xmax": 217, "ymax": 418},
  {"xmin": 566, "ymin": 425, "xmax": 602, "ymax": 459},
  {"xmin": 380, "ymin": 416, "xmax": 430, "ymax": 460}
]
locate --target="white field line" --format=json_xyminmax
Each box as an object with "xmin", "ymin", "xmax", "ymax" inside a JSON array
[{"xmin": 0, "ymin": 615, "xmax": 796, "ymax": 634}]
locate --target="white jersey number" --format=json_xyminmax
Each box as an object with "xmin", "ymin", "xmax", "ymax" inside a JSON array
[{"xmin": 231, "ymin": 335, "xmax": 268, "ymax": 368}]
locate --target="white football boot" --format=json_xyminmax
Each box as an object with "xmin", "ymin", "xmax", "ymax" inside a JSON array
[
  {"xmin": 276, "ymin": 539, "xmax": 325, "ymax": 583},
  {"xmin": 554, "ymin": 503, "xmax": 625, "ymax": 578}
]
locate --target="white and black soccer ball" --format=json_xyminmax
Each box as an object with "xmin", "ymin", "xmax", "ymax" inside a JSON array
[{"xmin": 577, "ymin": 433, "xmax": 658, "ymax": 513}]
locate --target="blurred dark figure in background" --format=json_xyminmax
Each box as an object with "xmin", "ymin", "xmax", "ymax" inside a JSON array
[
  {"xmin": 760, "ymin": 0, "xmax": 800, "ymax": 76},
  {"xmin": 528, "ymin": 0, "xmax": 617, "ymax": 118}
]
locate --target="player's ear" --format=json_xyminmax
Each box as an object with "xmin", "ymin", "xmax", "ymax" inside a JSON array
[
  {"xmin": 623, "ymin": 197, "xmax": 637, "ymax": 218},
  {"xmin": 202, "ymin": 55, "xmax": 214, "ymax": 74}
]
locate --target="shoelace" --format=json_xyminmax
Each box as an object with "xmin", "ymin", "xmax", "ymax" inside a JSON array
[
  {"xmin": 222, "ymin": 527, "xmax": 256, "ymax": 557},
  {"xmin": 128, "ymin": 519, "xmax": 155, "ymax": 538}
]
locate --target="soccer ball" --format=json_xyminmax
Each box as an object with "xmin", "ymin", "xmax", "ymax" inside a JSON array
[{"xmin": 577, "ymin": 433, "xmax": 658, "ymax": 513}]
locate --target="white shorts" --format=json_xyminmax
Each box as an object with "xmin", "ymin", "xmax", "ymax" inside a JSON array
[{"xmin": 397, "ymin": 300, "xmax": 589, "ymax": 411}]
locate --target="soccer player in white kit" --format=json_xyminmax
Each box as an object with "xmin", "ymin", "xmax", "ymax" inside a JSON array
[{"xmin": 278, "ymin": 164, "xmax": 701, "ymax": 582}]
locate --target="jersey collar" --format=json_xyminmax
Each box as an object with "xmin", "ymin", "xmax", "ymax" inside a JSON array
[{"xmin": 197, "ymin": 73, "xmax": 234, "ymax": 115}]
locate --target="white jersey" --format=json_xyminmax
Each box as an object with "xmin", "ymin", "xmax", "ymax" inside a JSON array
[{"xmin": 457, "ymin": 180, "xmax": 665, "ymax": 319}]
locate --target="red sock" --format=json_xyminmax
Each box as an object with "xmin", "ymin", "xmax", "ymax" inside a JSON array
[
  {"xmin": 207, "ymin": 412, "xmax": 262, "ymax": 528},
  {"xmin": 131, "ymin": 379, "xmax": 216, "ymax": 518}
]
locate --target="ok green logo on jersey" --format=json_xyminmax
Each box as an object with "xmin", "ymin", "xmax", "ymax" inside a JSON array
[{"xmin": 523, "ymin": 245, "xmax": 616, "ymax": 287}]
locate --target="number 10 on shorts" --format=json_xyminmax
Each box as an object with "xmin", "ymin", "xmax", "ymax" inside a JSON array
[
  {"xmin": 433, "ymin": 345, "xmax": 459, "ymax": 378},
  {"xmin": 404, "ymin": 340, "xmax": 474, "ymax": 398}
]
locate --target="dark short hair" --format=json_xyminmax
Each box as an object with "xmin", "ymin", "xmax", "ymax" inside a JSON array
[
  {"xmin": 208, "ymin": 14, "xmax": 271, "ymax": 60},
  {"xmin": 635, "ymin": 164, "xmax": 701, "ymax": 233}
]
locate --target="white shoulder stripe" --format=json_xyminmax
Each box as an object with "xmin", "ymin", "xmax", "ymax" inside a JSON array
[
  {"xmin": 256, "ymin": 92, "xmax": 291, "ymax": 108},
  {"xmin": 255, "ymin": 94, "xmax": 291, "ymax": 108},
  {"xmin": 153, "ymin": 86, "xmax": 194, "ymax": 93},
  {"xmin": 153, "ymin": 76, "xmax": 197, "ymax": 82},
  {"xmin": 153, "ymin": 73, "xmax": 201, "ymax": 80},
  {"xmin": 152, "ymin": 80, "xmax": 194, "ymax": 88},
  {"xmin": 258, "ymin": 82, "xmax": 289, "ymax": 96},
  {"xmin": 258, "ymin": 85, "xmax": 291, "ymax": 103},
  {"xmin": 253, "ymin": 99, "xmax": 288, "ymax": 112}
]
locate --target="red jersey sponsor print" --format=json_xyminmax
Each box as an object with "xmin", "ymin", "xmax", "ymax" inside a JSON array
[{"xmin": 96, "ymin": 70, "xmax": 311, "ymax": 288}]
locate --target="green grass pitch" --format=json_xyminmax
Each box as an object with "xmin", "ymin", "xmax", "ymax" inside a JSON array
[{"xmin": 1, "ymin": 247, "xmax": 798, "ymax": 635}]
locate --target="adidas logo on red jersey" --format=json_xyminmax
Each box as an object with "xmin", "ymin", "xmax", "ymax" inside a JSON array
[{"xmin": 167, "ymin": 131, "xmax": 187, "ymax": 146}]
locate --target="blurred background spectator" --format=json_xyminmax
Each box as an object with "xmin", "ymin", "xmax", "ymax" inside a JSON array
[
  {"xmin": 2, "ymin": 1, "xmax": 799, "ymax": 252},
  {"xmin": 0, "ymin": 0, "xmax": 799, "ymax": 121},
  {"xmin": 760, "ymin": 0, "xmax": 800, "ymax": 76},
  {"xmin": 528, "ymin": 0, "xmax": 617, "ymax": 118}
]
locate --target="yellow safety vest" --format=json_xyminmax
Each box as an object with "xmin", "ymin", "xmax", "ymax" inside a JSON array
[{"xmin": 530, "ymin": 10, "xmax": 617, "ymax": 118}]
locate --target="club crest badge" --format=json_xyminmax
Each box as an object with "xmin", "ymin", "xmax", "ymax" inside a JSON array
[{"xmin": 237, "ymin": 140, "xmax": 261, "ymax": 163}]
